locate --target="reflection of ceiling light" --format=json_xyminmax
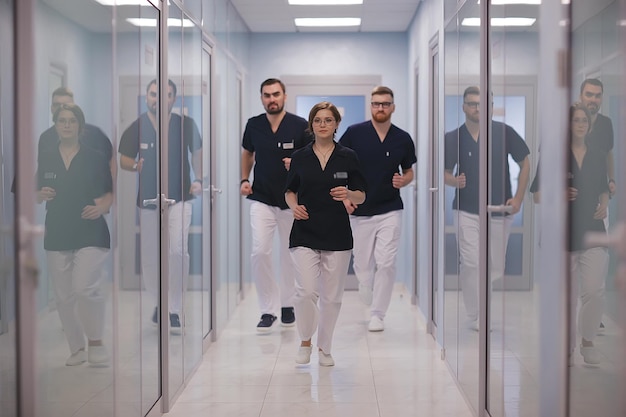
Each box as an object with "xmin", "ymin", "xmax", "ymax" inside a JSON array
[
  {"xmin": 478, "ymin": 0, "xmax": 541, "ymax": 4},
  {"xmin": 94, "ymin": 0, "xmax": 154, "ymax": 5},
  {"xmin": 295, "ymin": 17, "xmax": 361, "ymax": 27},
  {"xmin": 289, "ymin": 0, "xmax": 363, "ymax": 4},
  {"xmin": 462, "ymin": 17, "xmax": 536, "ymax": 27},
  {"xmin": 126, "ymin": 18, "xmax": 195, "ymax": 27}
]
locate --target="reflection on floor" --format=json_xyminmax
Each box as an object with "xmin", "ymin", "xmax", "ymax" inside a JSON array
[{"xmin": 166, "ymin": 285, "xmax": 474, "ymax": 417}]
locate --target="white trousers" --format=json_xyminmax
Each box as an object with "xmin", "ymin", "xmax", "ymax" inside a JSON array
[
  {"xmin": 47, "ymin": 247, "xmax": 110, "ymax": 354},
  {"xmin": 250, "ymin": 201, "xmax": 296, "ymax": 316},
  {"xmin": 454, "ymin": 210, "xmax": 513, "ymax": 321},
  {"xmin": 140, "ymin": 201, "xmax": 192, "ymax": 314},
  {"xmin": 350, "ymin": 210, "xmax": 402, "ymax": 319},
  {"xmin": 570, "ymin": 247, "xmax": 607, "ymax": 346},
  {"xmin": 290, "ymin": 247, "xmax": 351, "ymax": 354}
]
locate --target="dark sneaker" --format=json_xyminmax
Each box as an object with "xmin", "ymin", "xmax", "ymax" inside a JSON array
[
  {"xmin": 152, "ymin": 307, "xmax": 158, "ymax": 326},
  {"xmin": 170, "ymin": 313, "xmax": 182, "ymax": 335},
  {"xmin": 281, "ymin": 307, "xmax": 296, "ymax": 327},
  {"xmin": 256, "ymin": 314, "xmax": 277, "ymax": 333}
]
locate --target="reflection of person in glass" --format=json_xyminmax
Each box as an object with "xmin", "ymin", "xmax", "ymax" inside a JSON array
[
  {"xmin": 530, "ymin": 103, "xmax": 608, "ymax": 365},
  {"xmin": 240, "ymin": 78, "xmax": 311, "ymax": 333},
  {"xmin": 444, "ymin": 86, "xmax": 530, "ymax": 331},
  {"xmin": 37, "ymin": 104, "xmax": 113, "ymax": 366},
  {"xmin": 118, "ymin": 79, "xmax": 202, "ymax": 334},
  {"xmin": 285, "ymin": 102, "xmax": 367, "ymax": 366},
  {"xmin": 338, "ymin": 86, "xmax": 416, "ymax": 332}
]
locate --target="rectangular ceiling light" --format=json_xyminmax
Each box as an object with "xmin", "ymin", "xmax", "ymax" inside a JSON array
[
  {"xmin": 289, "ymin": 0, "xmax": 363, "ymax": 4},
  {"xmin": 126, "ymin": 17, "xmax": 195, "ymax": 27},
  {"xmin": 295, "ymin": 17, "xmax": 361, "ymax": 27},
  {"xmin": 94, "ymin": 0, "xmax": 153, "ymax": 5},
  {"xmin": 479, "ymin": 0, "xmax": 541, "ymax": 4},
  {"xmin": 462, "ymin": 17, "xmax": 536, "ymax": 27}
]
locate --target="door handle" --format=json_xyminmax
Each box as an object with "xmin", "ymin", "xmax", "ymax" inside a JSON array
[
  {"xmin": 143, "ymin": 194, "xmax": 176, "ymax": 207},
  {"xmin": 142, "ymin": 197, "xmax": 159, "ymax": 207},
  {"xmin": 211, "ymin": 186, "xmax": 223, "ymax": 194},
  {"xmin": 487, "ymin": 204, "xmax": 514, "ymax": 213},
  {"xmin": 429, "ymin": 187, "xmax": 439, "ymax": 192}
]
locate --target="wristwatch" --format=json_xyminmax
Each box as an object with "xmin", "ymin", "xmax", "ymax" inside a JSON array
[{"xmin": 132, "ymin": 162, "xmax": 138, "ymax": 171}]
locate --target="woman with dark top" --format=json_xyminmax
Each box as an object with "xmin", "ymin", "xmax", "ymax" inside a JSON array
[
  {"xmin": 285, "ymin": 101, "xmax": 367, "ymax": 366},
  {"xmin": 37, "ymin": 103, "xmax": 113, "ymax": 366},
  {"xmin": 530, "ymin": 103, "xmax": 608, "ymax": 365}
]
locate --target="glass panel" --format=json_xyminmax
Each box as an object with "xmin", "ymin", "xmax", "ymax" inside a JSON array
[
  {"xmin": 568, "ymin": 1, "xmax": 625, "ymax": 415},
  {"xmin": 181, "ymin": 18, "xmax": 204, "ymax": 380},
  {"xmin": 0, "ymin": 0, "xmax": 16, "ymax": 415},
  {"xmin": 201, "ymin": 43, "xmax": 212, "ymax": 339},
  {"xmin": 34, "ymin": 0, "xmax": 115, "ymax": 414},
  {"xmin": 167, "ymin": 1, "xmax": 185, "ymax": 400},
  {"xmin": 116, "ymin": 2, "xmax": 161, "ymax": 414},
  {"xmin": 443, "ymin": 0, "xmax": 481, "ymax": 413},
  {"xmin": 487, "ymin": 2, "xmax": 540, "ymax": 416}
]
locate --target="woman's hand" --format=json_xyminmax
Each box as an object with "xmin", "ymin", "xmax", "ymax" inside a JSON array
[
  {"xmin": 292, "ymin": 204, "xmax": 309, "ymax": 220},
  {"xmin": 568, "ymin": 187, "xmax": 578, "ymax": 201},
  {"xmin": 37, "ymin": 187, "xmax": 56, "ymax": 203},
  {"xmin": 330, "ymin": 186, "xmax": 348, "ymax": 201}
]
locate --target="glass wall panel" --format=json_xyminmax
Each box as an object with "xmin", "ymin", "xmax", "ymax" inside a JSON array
[
  {"xmin": 568, "ymin": 1, "xmax": 625, "ymax": 415},
  {"xmin": 33, "ymin": 0, "xmax": 116, "ymax": 414},
  {"xmin": 0, "ymin": 0, "xmax": 16, "ymax": 415},
  {"xmin": 115, "ymin": 2, "xmax": 161, "ymax": 414},
  {"xmin": 487, "ymin": 2, "xmax": 540, "ymax": 417}
]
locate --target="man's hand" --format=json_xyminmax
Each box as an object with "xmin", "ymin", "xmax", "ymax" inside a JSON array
[
  {"xmin": 594, "ymin": 202, "xmax": 608, "ymax": 220},
  {"xmin": 81, "ymin": 203, "xmax": 105, "ymax": 220},
  {"xmin": 505, "ymin": 196, "xmax": 523, "ymax": 214},
  {"xmin": 455, "ymin": 173, "xmax": 466, "ymax": 189},
  {"xmin": 567, "ymin": 187, "xmax": 578, "ymax": 201},
  {"xmin": 189, "ymin": 180, "xmax": 202, "ymax": 196},
  {"xmin": 240, "ymin": 181, "xmax": 252, "ymax": 196},
  {"xmin": 609, "ymin": 180, "xmax": 616, "ymax": 198},
  {"xmin": 392, "ymin": 173, "xmax": 407, "ymax": 189},
  {"xmin": 292, "ymin": 204, "xmax": 309, "ymax": 220},
  {"xmin": 282, "ymin": 157, "xmax": 291, "ymax": 171}
]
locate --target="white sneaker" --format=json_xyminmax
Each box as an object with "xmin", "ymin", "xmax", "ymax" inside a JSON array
[
  {"xmin": 358, "ymin": 284, "xmax": 373, "ymax": 306},
  {"xmin": 580, "ymin": 345, "xmax": 601, "ymax": 365},
  {"xmin": 368, "ymin": 316, "xmax": 384, "ymax": 332},
  {"xmin": 66, "ymin": 349, "xmax": 87, "ymax": 366},
  {"xmin": 319, "ymin": 351, "xmax": 335, "ymax": 367},
  {"xmin": 295, "ymin": 346, "xmax": 312, "ymax": 364},
  {"xmin": 88, "ymin": 345, "xmax": 110, "ymax": 366}
]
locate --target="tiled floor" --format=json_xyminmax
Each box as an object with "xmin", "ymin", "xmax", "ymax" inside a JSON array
[{"xmin": 166, "ymin": 285, "xmax": 474, "ymax": 417}]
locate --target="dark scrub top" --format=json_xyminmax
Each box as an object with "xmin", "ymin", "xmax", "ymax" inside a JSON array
[
  {"xmin": 585, "ymin": 113, "xmax": 613, "ymax": 154},
  {"xmin": 118, "ymin": 112, "xmax": 202, "ymax": 209},
  {"xmin": 37, "ymin": 146, "xmax": 112, "ymax": 251},
  {"xmin": 339, "ymin": 121, "xmax": 416, "ymax": 216},
  {"xmin": 285, "ymin": 142, "xmax": 367, "ymax": 251},
  {"xmin": 530, "ymin": 149, "xmax": 608, "ymax": 251},
  {"xmin": 444, "ymin": 121, "xmax": 530, "ymax": 216},
  {"xmin": 242, "ymin": 112, "xmax": 311, "ymax": 209}
]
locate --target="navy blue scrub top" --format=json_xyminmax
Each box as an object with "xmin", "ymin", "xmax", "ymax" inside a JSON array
[
  {"xmin": 242, "ymin": 112, "xmax": 311, "ymax": 209},
  {"xmin": 339, "ymin": 121, "xmax": 416, "ymax": 216},
  {"xmin": 118, "ymin": 112, "xmax": 202, "ymax": 209},
  {"xmin": 585, "ymin": 113, "xmax": 614, "ymax": 154},
  {"xmin": 285, "ymin": 142, "xmax": 367, "ymax": 251},
  {"xmin": 444, "ymin": 121, "xmax": 530, "ymax": 216},
  {"xmin": 38, "ymin": 146, "xmax": 112, "ymax": 251}
]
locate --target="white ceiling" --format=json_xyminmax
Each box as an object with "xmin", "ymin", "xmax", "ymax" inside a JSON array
[{"xmin": 229, "ymin": 0, "xmax": 423, "ymax": 33}]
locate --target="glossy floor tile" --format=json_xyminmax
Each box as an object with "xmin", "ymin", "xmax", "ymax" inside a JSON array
[{"xmin": 166, "ymin": 285, "xmax": 474, "ymax": 417}]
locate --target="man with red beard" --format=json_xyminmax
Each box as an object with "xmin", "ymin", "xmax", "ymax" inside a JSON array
[
  {"xmin": 338, "ymin": 86, "xmax": 416, "ymax": 332},
  {"xmin": 241, "ymin": 78, "xmax": 311, "ymax": 332}
]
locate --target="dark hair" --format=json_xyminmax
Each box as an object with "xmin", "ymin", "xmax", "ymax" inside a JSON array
[
  {"xmin": 371, "ymin": 86, "xmax": 394, "ymax": 99},
  {"xmin": 53, "ymin": 103, "xmax": 86, "ymax": 135},
  {"xmin": 260, "ymin": 78, "xmax": 286, "ymax": 94},
  {"xmin": 580, "ymin": 78, "xmax": 604, "ymax": 94},
  {"xmin": 570, "ymin": 102, "xmax": 592, "ymax": 135},
  {"xmin": 52, "ymin": 87, "xmax": 74, "ymax": 99},
  {"xmin": 463, "ymin": 85, "xmax": 480, "ymax": 99},
  {"xmin": 307, "ymin": 101, "xmax": 342, "ymax": 135},
  {"xmin": 146, "ymin": 79, "xmax": 178, "ymax": 97}
]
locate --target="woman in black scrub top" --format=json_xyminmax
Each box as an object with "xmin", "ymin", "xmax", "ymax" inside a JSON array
[
  {"xmin": 37, "ymin": 103, "xmax": 113, "ymax": 367},
  {"xmin": 285, "ymin": 101, "xmax": 367, "ymax": 367},
  {"xmin": 530, "ymin": 103, "xmax": 609, "ymax": 365}
]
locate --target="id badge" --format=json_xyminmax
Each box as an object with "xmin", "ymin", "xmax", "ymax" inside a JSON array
[{"xmin": 282, "ymin": 141, "xmax": 294, "ymax": 150}]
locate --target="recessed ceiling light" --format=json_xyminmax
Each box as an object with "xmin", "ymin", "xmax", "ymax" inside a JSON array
[
  {"xmin": 462, "ymin": 17, "xmax": 536, "ymax": 27},
  {"xmin": 295, "ymin": 17, "xmax": 361, "ymax": 27},
  {"xmin": 289, "ymin": 0, "xmax": 363, "ymax": 4},
  {"xmin": 126, "ymin": 18, "xmax": 195, "ymax": 27}
]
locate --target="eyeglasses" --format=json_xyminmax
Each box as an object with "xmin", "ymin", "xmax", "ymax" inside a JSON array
[
  {"xmin": 56, "ymin": 117, "xmax": 78, "ymax": 126},
  {"xmin": 313, "ymin": 117, "xmax": 335, "ymax": 126},
  {"xmin": 371, "ymin": 101, "xmax": 393, "ymax": 109},
  {"xmin": 464, "ymin": 101, "xmax": 480, "ymax": 109}
]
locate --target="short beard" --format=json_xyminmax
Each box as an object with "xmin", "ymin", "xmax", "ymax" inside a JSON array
[
  {"xmin": 373, "ymin": 112, "xmax": 391, "ymax": 123},
  {"xmin": 266, "ymin": 104, "xmax": 284, "ymax": 115}
]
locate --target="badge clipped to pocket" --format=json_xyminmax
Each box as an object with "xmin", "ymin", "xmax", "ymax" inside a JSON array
[{"xmin": 333, "ymin": 171, "xmax": 348, "ymax": 186}]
